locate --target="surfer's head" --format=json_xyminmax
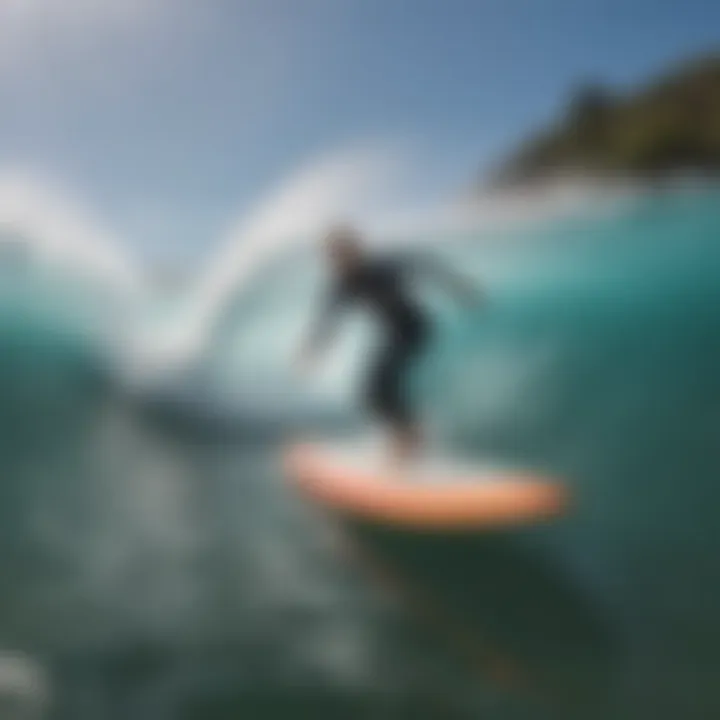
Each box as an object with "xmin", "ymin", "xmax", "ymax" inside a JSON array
[{"xmin": 324, "ymin": 223, "xmax": 365, "ymax": 273}]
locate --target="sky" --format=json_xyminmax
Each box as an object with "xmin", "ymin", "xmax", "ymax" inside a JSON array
[{"xmin": 0, "ymin": 0, "xmax": 719, "ymax": 267}]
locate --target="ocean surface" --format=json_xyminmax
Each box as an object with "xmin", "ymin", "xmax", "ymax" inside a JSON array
[{"xmin": 0, "ymin": 187, "xmax": 719, "ymax": 719}]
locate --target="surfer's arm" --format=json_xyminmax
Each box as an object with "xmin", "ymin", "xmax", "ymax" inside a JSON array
[{"xmin": 407, "ymin": 253, "xmax": 484, "ymax": 307}]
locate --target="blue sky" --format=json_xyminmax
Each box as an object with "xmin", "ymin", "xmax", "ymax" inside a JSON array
[{"xmin": 0, "ymin": 0, "xmax": 719, "ymax": 265}]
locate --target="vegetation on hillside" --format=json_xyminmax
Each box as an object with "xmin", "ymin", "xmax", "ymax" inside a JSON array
[{"xmin": 491, "ymin": 54, "xmax": 720, "ymax": 187}]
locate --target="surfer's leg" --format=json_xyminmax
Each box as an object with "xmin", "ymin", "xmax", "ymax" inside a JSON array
[
  {"xmin": 366, "ymin": 341, "xmax": 423, "ymax": 465},
  {"xmin": 365, "ymin": 346, "xmax": 393, "ymax": 425},
  {"xmin": 391, "ymin": 334, "xmax": 430, "ymax": 465}
]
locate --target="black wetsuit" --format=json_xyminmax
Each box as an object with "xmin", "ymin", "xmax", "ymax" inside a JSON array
[{"xmin": 311, "ymin": 255, "xmax": 439, "ymax": 429}]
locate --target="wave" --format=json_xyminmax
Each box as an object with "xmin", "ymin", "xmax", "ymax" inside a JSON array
[
  {"xmin": 118, "ymin": 142, "xmax": 651, "ymax": 426},
  {"xmin": 0, "ymin": 145, "xmax": 713, "ymax": 434}
]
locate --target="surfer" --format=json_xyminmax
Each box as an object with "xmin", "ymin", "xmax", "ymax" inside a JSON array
[{"xmin": 297, "ymin": 224, "xmax": 482, "ymax": 464}]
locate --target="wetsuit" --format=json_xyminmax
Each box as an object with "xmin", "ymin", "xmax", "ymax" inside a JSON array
[{"xmin": 310, "ymin": 254, "xmax": 444, "ymax": 429}]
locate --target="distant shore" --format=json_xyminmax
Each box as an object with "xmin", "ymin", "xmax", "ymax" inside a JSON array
[
  {"xmin": 481, "ymin": 169, "xmax": 720, "ymax": 197},
  {"xmin": 487, "ymin": 54, "xmax": 720, "ymax": 191}
]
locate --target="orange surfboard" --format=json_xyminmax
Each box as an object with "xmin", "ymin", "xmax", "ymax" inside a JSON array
[{"xmin": 285, "ymin": 442, "xmax": 569, "ymax": 529}]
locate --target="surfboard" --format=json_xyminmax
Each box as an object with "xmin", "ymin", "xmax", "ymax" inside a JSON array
[{"xmin": 284, "ymin": 442, "xmax": 569, "ymax": 529}]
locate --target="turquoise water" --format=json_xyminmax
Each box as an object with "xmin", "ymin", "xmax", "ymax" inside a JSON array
[{"xmin": 1, "ymin": 188, "xmax": 720, "ymax": 718}]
